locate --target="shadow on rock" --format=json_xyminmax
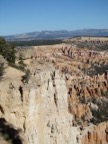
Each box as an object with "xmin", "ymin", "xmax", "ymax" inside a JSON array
[{"xmin": 0, "ymin": 118, "xmax": 23, "ymax": 144}]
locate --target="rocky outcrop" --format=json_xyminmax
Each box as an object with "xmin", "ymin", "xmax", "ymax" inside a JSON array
[
  {"xmin": 0, "ymin": 41, "xmax": 108, "ymax": 144},
  {"xmin": 81, "ymin": 122, "xmax": 108, "ymax": 144},
  {"xmin": 0, "ymin": 68, "xmax": 80, "ymax": 144}
]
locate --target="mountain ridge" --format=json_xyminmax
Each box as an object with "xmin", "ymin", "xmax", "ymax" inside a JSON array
[{"xmin": 3, "ymin": 29, "xmax": 108, "ymax": 41}]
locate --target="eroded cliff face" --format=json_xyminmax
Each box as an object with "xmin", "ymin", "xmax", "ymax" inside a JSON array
[
  {"xmin": 0, "ymin": 67, "xmax": 80, "ymax": 144},
  {"xmin": 81, "ymin": 122, "xmax": 108, "ymax": 144},
  {"xmin": 0, "ymin": 40, "xmax": 108, "ymax": 144}
]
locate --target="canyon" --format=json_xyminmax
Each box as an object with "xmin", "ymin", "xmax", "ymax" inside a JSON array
[{"xmin": 0, "ymin": 36, "xmax": 108, "ymax": 144}]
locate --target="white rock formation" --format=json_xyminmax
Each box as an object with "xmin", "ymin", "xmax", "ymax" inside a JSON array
[{"xmin": 0, "ymin": 69, "xmax": 80, "ymax": 144}]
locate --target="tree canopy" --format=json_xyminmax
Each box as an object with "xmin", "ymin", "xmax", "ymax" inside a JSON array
[{"xmin": 0, "ymin": 37, "xmax": 16, "ymax": 63}]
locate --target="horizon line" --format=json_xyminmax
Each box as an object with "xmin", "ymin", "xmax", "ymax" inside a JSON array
[{"xmin": 1, "ymin": 28, "xmax": 108, "ymax": 36}]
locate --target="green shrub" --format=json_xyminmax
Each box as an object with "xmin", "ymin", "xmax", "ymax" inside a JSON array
[
  {"xmin": 22, "ymin": 69, "xmax": 30, "ymax": 83},
  {"xmin": 0, "ymin": 63, "xmax": 4, "ymax": 79},
  {"xmin": 17, "ymin": 54, "xmax": 27, "ymax": 71},
  {"xmin": 0, "ymin": 37, "xmax": 16, "ymax": 63},
  {"xmin": 91, "ymin": 101, "xmax": 108, "ymax": 124}
]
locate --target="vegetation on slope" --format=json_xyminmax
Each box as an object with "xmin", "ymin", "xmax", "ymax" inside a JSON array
[
  {"xmin": 0, "ymin": 37, "xmax": 16, "ymax": 63},
  {"xmin": 0, "ymin": 37, "xmax": 31, "ymax": 82},
  {"xmin": 10, "ymin": 39, "xmax": 63, "ymax": 47}
]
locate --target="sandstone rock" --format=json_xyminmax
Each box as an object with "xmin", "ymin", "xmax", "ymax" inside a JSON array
[{"xmin": 0, "ymin": 68, "xmax": 80, "ymax": 144}]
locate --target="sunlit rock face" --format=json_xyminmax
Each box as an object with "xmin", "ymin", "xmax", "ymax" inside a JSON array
[
  {"xmin": 24, "ymin": 70, "xmax": 80, "ymax": 144},
  {"xmin": 81, "ymin": 122, "xmax": 108, "ymax": 144},
  {"xmin": 0, "ymin": 39, "xmax": 108, "ymax": 144},
  {"xmin": 0, "ymin": 68, "xmax": 80, "ymax": 144}
]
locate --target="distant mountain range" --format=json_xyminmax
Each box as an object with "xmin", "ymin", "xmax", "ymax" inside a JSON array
[{"xmin": 3, "ymin": 29, "xmax": 108, "ymax": 41}]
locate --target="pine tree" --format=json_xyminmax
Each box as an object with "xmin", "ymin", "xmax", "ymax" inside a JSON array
[
  {"xmin": 0, "ymin": 37, "xmax": 16, "ymax": 63},
  {"xmin": 0, "ymin": 63, "xmax": 4, "ymax": 79}
]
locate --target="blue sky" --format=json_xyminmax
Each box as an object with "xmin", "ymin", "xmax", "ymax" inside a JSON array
[{"xmin": 0, "ymin": 0, "xmax": 108, "ymax": 35}]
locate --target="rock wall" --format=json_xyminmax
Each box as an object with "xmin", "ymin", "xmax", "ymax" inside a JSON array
[
  {"xmin": 0, "ymin": 43, "xmax": 108, "ymax": 144},
  {"xmin": 0, "ymin": 68, "xmax": 80, "ymax": 144},
  {"xmin": 81, "ymin": 122, "xmax": 108, "ymax": 144}
]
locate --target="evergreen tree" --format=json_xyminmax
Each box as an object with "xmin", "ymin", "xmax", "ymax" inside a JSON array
[
  {"xmin": 0, "ymin": 63, "xmax": 4, "ymax": 79},
  {"xmin": 0, "ymin": 37, "xmax": 16, "ymax": 63},
  {"xmin": 22, "ymin": 69, "xmax": 30, "ymax": 83},
  {"xmin": 18, "ymin": 53, "xmax": 26, "ymax": 71}
]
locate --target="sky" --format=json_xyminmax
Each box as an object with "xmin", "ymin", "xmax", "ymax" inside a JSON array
[{"xmin": 0, "ymin": 0, "xmax": 108, "ymax": 35}]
